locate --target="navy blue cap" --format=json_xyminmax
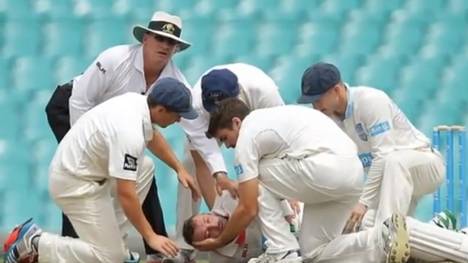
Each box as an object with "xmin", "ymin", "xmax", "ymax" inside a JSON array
[
  {"xmin": 297, "ymin": 62, "xmax": 341, "ymax": 104},
  {"xmin": 148, "ymin": 78, "xmax": 198, "ymax": 119},
  {"xmin": 201, "ymin": 69, "xmax": 239, "ymax": 112}
]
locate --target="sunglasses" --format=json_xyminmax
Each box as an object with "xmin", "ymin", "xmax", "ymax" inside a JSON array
[{"xmin": 152, "ymin": 34, "xmax": 178, "ymax": 46}]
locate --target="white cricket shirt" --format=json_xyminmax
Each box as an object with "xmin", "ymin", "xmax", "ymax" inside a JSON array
[
  {"xmin": 234, "ymin": 105, "xmax": 357, "ymax": 183},
  {"xmin": 179, "ymin": 63, "xmax": 284, "ymax": 175},
  {"xmin": 69, "ymin": 44, "xmax": 189, "ymax": 125},
  {"xmin": 50, "ymin": 93, "xmax": 154, "ymax": 181},
  {"xmin": 340, "ymin": 86, "xmax": 431, "ymax": 205}
]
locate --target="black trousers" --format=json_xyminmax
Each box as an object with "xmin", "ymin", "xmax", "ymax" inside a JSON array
[{"xmin": 45, "ymin": 82, "xmax": 167, "ymax": 255}]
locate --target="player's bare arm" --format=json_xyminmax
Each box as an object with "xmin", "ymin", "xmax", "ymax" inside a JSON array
[
  {"xmin": 147, "ymin": 130, "xmax": 201, "ymax": 200},
  {"xmin": 214, "ymin": 171, "xmax": 239, "ymax": 198},
  {"xmin": 116, "ymin": 178, "xmax": 179, "ymax": 257}
]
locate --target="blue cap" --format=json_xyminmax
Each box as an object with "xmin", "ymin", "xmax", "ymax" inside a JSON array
[
  {"xmin": 148, "ymin": 78, "xmax": 198, "ymax": 119},
  {"xmin": 201, "ymin": 69, "xmax": 239, "ymax": 112},
  {"xmin": 297, "ymin": 62, "xmax": 341, "ymax": 104}
]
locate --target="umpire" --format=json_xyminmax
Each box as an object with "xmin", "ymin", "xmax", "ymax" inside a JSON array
[{"xmin": 45, "ymin": 11, "xmax": 191, "ymax": 263}]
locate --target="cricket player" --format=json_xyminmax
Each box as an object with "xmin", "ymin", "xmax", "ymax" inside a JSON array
[
  {"xmin": 44, "ymin": 11, "xmax": 192, "ymax": 262},
  {"xmin": 175, "ymin": 63, "xmax": 285, "ymax": 257},
  {"xmin": 183, "ymin": 191, "xmax": 263, "ymax": 262},
  {"xmin": 4, "ymin": 78, "xmax": 200, "ymax": 263},
  {"xmin": 296, "ymin": 62, "xmax": 445, "ymax": 233},
  {"xmin": 194, "ymin": 98, "xmax": 468, "ymax": 263},
  {"xmin": 182, "ymin": 191, "xmax": 300, "ymax": 262}
]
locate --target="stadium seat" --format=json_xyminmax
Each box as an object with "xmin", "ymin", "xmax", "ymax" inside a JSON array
[
  {"xmin": 0, "ymin": 58, "xmax": 11, "ymax": 90},
  {"xmin": 404, "ymin": 0, "xmax": 446, "ymax": 18},
  {"xmin": 43, "ymin": 17, "xmax": 85, "ymax": 58},
  {"xmin": 212, "ymin": 17, "xmax": 255, "ymax": 58},
  {"xmin": 446, "ymin": 0, "xmax": 468, "ymax": 15},
  {"xmin": 1, "ymin": 0, "xmax": 34, "ymax": 19},
  {"xmin": 2, "ymin": 190, "xmax": 42, "ymax": 230},
  {"xmin": 2, "ymin": 18, "xmax": 42, "ymax": 57},
  {"xmin": 233, "ymin": 54, "xmax": 275, "ymax": 73},
  {"xmin": 296, "ymin": 22, "xmax": 339, "ymax": 55},
  {"xmin": 179, "ymin": 15, "xmax": 214, "ymax": 55},
  {"xmin": 23, "ymin": 90, "xmax": 54, "ymax": 142},
  {"xmin": 12, "ymin": 56, "xmax": 54, "ymax": 93},
  {"xmin": 320, "ymin": 53, "xmax": 365, "ymax": 85},
  {"xmin": 0, "ymin": 92, "xmax": 19, "ymax": 139},
  {"xmin": 269, "ymin": 58, "xmax": 311, "ymax": 104},
  {"xmin": 419, "ymin": 15, "xmax": 465, "ymax": 57},
  {"xmin": 398, "ymin": 60, "xmax": 442, "ymax": 100},
  {"xmin": 34, "ymin": 0, "xmax": 76, "ymax": 19},
  {"xmin": 354, "ymin": 54, "xmax": 403, "ymax": 95},
  {"xmin": 381, "ymin": 16, "xmax": 425, "ymax": 57},
  {"xmin": 362, "ymin": 0, "xmax": 405, "ymax": 17},
  {"xmin": 85, "ymin": 17, "xmax": 131, "ymax": 57},
  {"xmin": 255, "ymin": 18, "xmax": 299, "ymax": 57},
  {"xmin": 339, "ymin": 19, "xmax": 382, "ymax": 56},
  {"xmin": 320, "ymin": 0, "xmax": 362, "ymax": 17},
  {"xmin": 54, "ymin": 55, "xmax": 92, "ymax": 85}
]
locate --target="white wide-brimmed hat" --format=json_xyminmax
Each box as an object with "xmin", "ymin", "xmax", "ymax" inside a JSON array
[{"xmin": 133, "ymin": 11, "xmax": 191, "ymax": 52}]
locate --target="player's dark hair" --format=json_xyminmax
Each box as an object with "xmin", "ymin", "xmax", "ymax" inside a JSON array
[
  {"xmin": 206, "ymin": 98, "xmax": 250, "ymax": 139},
  {"xmin": 182, "ymin": 215, "xmax": 196, "ymax": 245}
]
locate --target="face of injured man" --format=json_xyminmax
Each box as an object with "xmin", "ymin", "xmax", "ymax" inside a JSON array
[{"xmin": 191, "ymin": 213, "xmax": 228, "ymax": 242}]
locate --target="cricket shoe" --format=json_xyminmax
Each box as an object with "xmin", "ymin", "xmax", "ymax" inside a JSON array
[
  {"xmin": 382, "ymin": 213, "xmax": 410, "ymax": 263},
  {"xmin": 247, "ymin": 250, "xmax": 302, "ymax": 263},
  {"xmin": 430, "ymin": 210, "xmax": 458, "ymax": 231},
  {"xmin": 3, "ymin": 218, "xmax": 42, "ymax": 263}
]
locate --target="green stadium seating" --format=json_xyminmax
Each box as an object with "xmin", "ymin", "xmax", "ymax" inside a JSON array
[
  {"xmin": 12, "ymin": 56, "xmax": 54, "ymax": 93},
  {"xmin": 43, "ymin": 18, "xmax": 85, "ymax": 58},
  {"xmin": 355, "ymin": 54, "xmax": 403, "ymax": 95},
  {"xmin": 2, "ymin": 18, "xmax": 42, "ymax": 57},
  {"xmin": 320, "ymin": 53, "xmax": 365, "ymax": 84}
]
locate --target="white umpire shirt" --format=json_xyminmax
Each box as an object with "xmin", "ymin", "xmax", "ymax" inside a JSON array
[
  {"xmin": 69, "ymin": 44, "xmax": 189, "ymax": 125},
  {"xmin": 211, "ymin": 191, "xmax": 262, "ymax": 258},
  {"xmin": 179, "ymin": 63, "xmax": 285, "ymax": 175},
  {"xmin": 50, "ymin": 93, "xmax": 153, "ymax": 181},
  {"xmin": 233, "ymin": 105, "xmax": 357, "ymax": 183},
  {"xmin": 339, "ymin": 86, "xmax": 431, "ymax": 207}
]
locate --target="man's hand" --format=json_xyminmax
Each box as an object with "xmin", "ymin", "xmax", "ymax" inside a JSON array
[
  {"xmin": 177, "ymin": 169, "xmax": 201, "ymax": 201},
  {"xmin": 342, "ymin": 202, "xmax": 368, "ymax": 234},
  {"xmin": 193, "ymin": 237, "xmax": 223, "ymax": 251},
  {"xmin": 146, "ymin": 234, "xmax": 180, "ymax": 257},
  {"xmin": 214, "ymin": 172, "xmax": 238, "ymax": 198}
]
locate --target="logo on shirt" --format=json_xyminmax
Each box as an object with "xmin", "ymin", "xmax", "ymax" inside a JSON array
[
  {"xmin": 355, "ymin": 123, "xmax": 368, "ymax": 141},
  {"xmin": 234, "ymin": 164, "xmax": 244, "ymax": 177},
  {"xmin": 369, "ymin": 121, "xmax": 391, "ymax": 137},
  {"xmin": 96, "ymin": 61, "xmax": 106, "ymax": 74},
  {"xmin": 123, "ymin": 154, "xmax": 138, "ymax": 171},
  {"xmin": 358, "ymin": 152, "xmax": 373, "ymax": 168}
]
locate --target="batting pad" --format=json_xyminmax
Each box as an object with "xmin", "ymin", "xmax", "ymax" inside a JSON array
[{"xmin": 407, "ymin": 217, "xmax": 468, "ymax": 262}]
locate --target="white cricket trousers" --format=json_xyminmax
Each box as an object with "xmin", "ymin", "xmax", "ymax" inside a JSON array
[
  {"xmin": 363, "ymin": 149, "xmax": 445, "ymax": 229},
  {"xmin": 38, "ymin": 156, "xmax": 155, "ymax": 263},
  {"xmin": 257, "ymin": 152, "xmax": 392, "ymax": 262},
  {"xmin": 175, "ymin": 147, "xmax": 200, "ymax": 250}
]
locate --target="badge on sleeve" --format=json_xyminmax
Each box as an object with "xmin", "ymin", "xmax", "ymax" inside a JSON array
[
  {"xmin": 355, "ymin": 123, "xmax": 368, "ymax": 141},
  {"xmin": 123, "ymin": 154, "xmax": 138, "ymax": 171}
]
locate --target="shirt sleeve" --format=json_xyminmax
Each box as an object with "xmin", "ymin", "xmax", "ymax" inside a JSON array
[
  {"xmin": 107, "ymin": 128, "xmax": 145, "ymax": 181},
  {"xmin": 234, "ymin": 129, "xmax": 284, "ymax": 183},
  {"xmin": 358, "ymin": 94, "xmax": 396, "ymax": 207},
  {"xmin": 69, "ymin": 53, "xmax": 114, "ymax": 125}
]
